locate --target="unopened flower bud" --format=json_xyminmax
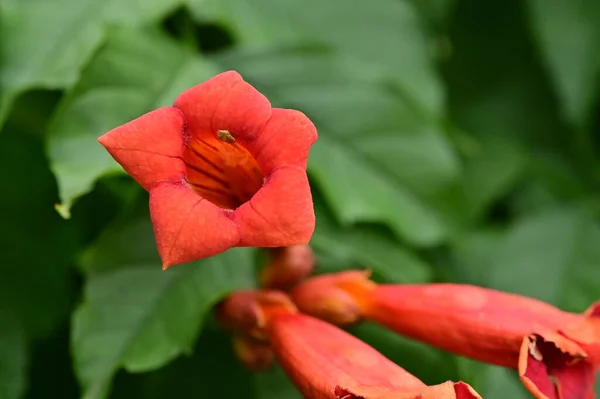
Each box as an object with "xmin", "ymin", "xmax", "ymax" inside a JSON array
[
  {"xmin": 216, "ymin": 290, "xmax": 298, "ymax": 339},
  {"xmin": 290, "ymin": 270, "xmax": 376, "ymax": 326},
  {"xmin": 260, "ymin": 245, "xmax": 315, "ymax": 290},
  {"xmin": 232, "ymin": 334, "xmax": 274, "ymax": 371}
]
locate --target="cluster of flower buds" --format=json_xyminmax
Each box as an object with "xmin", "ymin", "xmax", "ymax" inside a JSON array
[
  {"xmin": 98, "ymin": 71, "xmax": 600, "ymax": 399},
  {"xmin": 214, "ymin": 246, "xmax": 484, "ymax": 399}
]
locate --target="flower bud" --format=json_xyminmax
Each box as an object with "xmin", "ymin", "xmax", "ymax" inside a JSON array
[
  {"xmin": 290, "ymin": 270, "xmax": 375, "ymax": 326},
  {"xmin": 216, "ymin": 289, "xmax": 297, "ymax": 340},
  {"xmin": 259, "ymin": 245, "xmax": 315, "ymax": 290},
  {"xmin": 232, "ymin": 334, "xmax": 274, "ymax": 371}
]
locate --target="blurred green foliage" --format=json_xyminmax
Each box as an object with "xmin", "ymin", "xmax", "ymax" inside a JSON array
[{"xmin": 1, "ymin": 0, "xmax": 599, "ymax": 398}]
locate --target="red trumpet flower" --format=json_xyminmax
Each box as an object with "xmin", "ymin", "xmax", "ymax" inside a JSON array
[
  {"xmin": 217, "ymin": 290, "xmax": 482, "ymax": 399},
  {"xmin": 98, "ymin": 71, "xmax": 317, "ymax": 268},
  {"xmin": 291, "ymin": 271, "xmax": 600, "ymax": 399},
  {"xmin": 268, "ymin": 313, "xmax": 482, "ymax": 399}
]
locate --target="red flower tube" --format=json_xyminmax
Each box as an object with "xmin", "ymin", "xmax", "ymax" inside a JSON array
[
  {"xmin": 290, "ymin": 271, "xmax": 600, "ymax": 399},
  {"xmin": 217, "ymin": 289, "xmax": 482, "ymax": 399},
  {"xmin": 267, "ymin": 313, "xmax": 482, "ymax": 399},
  {"xmin": 98, "ymin": 71, "xmax": 317, "ymax": 268}
]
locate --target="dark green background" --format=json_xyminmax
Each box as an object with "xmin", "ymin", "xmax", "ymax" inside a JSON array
[{"xmin": 1, "ymin": 0, "xmax": 599, "ymax": 398}]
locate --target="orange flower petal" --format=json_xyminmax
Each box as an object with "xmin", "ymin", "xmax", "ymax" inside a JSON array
[
  {"xmin": 149, "ymin": 182, "xmax": 240, "ymax": 268},
  {"xmin": 98, "ymin": 107, "xmax": 186, "ymax": 190},
  {"xmin": 518, "ymin": 333, "xmax": 596, "ymax": 399},
  {"xmin": 247, "ymin": 108, "xmax": 318, "ymax": 174},
  {"xmin": 174, "ymin": 70, "xmax": 272, "ymax": 143},
  {"xmin": 233, "ymin": 165, "xmax": 315, "ymax": 247}
]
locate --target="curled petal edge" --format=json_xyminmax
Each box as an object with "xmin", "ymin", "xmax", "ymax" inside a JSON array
[{"xmin": 518, "ymin": 331, "xmax": 595, "ymax": 399}]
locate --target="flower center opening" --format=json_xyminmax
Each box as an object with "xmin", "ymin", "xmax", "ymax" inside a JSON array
[{"xmin": 183, "ymin": 130, "xmax": 265, "ymax": 209}]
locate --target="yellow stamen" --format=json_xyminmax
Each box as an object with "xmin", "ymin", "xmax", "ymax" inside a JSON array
[{"xmin": 217, "ymin": 129, "xmax": 236, "ymax": 143}]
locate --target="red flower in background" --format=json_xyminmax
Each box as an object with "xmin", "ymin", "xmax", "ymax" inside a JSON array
[
  {"xmin": 98, "ymin": 71, "xmax": 317, "ymax": 268},
  {"xmin": 291, "ymin": 271, "xmax": 600, "ymax": 399}
]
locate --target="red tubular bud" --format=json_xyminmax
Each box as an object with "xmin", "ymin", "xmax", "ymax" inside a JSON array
[
  {"xmin": 259, "ymin": 245, "xmax": 315, "ymax": 290},
  {"xmin": 232, "ymin": 334, "xmax": 274, "ymax": 371},
  {"xmin": 362, "ymin": 283, "xmax": 600, "ymax": 399},
  {"xmin": 216, "ymin": 290, "xmax": 298, "ymax": 340},
  {"xmin": 265, "ymin": 313, "xmax": 482, "ymax": 399},
  {"xmin": 290, "ymin": 270, "xmax": 376, "ymax": 326}
]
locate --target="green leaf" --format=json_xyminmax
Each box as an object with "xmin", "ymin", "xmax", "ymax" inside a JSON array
[
  {"xmin": 0, "ymin": 0, "xmax": 182, "ymax": 128},
  {"xmin": 47, "ymin": 27, "xmax": 220, "ymax": 214},
  {"xmin": 0, "ymin": 314, "xmax": 27, "ymax": 399},
  {"xmin": 108, "ymin": 327, "xmax": 255, "ymax": 399},
  {"xmin": 253, "ymin": 365, "xmax": 302, "ymax": 399},
  {"xmin": 219, "ymin": 48, "xmax": 458, "ymax": 246},
  {"xmin": 528, "ymin": 0, "xmax": 600, "ymax": 128},
  {"xmin": 72, "ymin": 213, "xmax": 256, "ymax": 399},
  {"xmin": 445, "ymin": 0, "xmax": 566, "ymax": 148},
  {"xmin": 195, "ymin": 0, "xmax": 444, "ymax": 115},
  {"xmin": 0, "ymin": 125, "xmax": 77, "ymax": 338},
  {"xmin": 452, "ymin": 206, "xmax": 600, "ymax": 311},
  {"xmin": 410, "ymin": 0, "xmax": 456, "ymax": 25},
  {"xmin": 426, "ymin": 138, "xmax": 528, "ymax": 234},
  {"xmin": 309, "ymin": 136, "xmax": 446, "ymax": 245},
  {"xmin": 311, "ymin": 202, "xmax": 432, "ymax": 283}
]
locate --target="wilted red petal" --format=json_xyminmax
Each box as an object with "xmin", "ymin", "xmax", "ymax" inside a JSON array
[
  {"xmin": 519, "ymin": 332, "xmax": 595, "ymax": 399},
  {"xmin": 247, "ymin": 108, "xmax": 318, "ymax": 174},
  {"xmin": 149, "ymin": 182, "xmax": 240, "ymax": 268},
  {"xmin": 233, "ymin": 165, "xmax": 315, "ymax": 247},
  {"xmin": 174, "ymin": 70, "xmax": 271, "ymax": 143},
  {"xmin": 98, "ymin": 107, "xmax": 186, "ymax": 190},
  {"xmin": 267, "ymin": 313, "xmax": 481, "ymax": 399}
]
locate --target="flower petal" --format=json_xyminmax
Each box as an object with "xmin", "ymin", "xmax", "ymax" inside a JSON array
[
  {"xmin": 174, "ymin": 71, "xmax": 271, "ymax": 142},
  {"xmin": 584, "ymin": 301, "xmax": 600, "ymax": 318},
  {"xmin": 233, "ymin": 165, "xmax": 315, "ymax": 247},
  {"xmin": 98, "ymin": 107, "xmax": 186, "ymax": 190},
  {"xmin": 149, "ymin": 182, "xmax": 240, "ymax": 268},
  {"xmin": 247, "ymin": 108, "xmax": 318, "ymax": 174},
  {"xmin": 518, "ymin": 332, "xmax": 595, "ymax": 399}
]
